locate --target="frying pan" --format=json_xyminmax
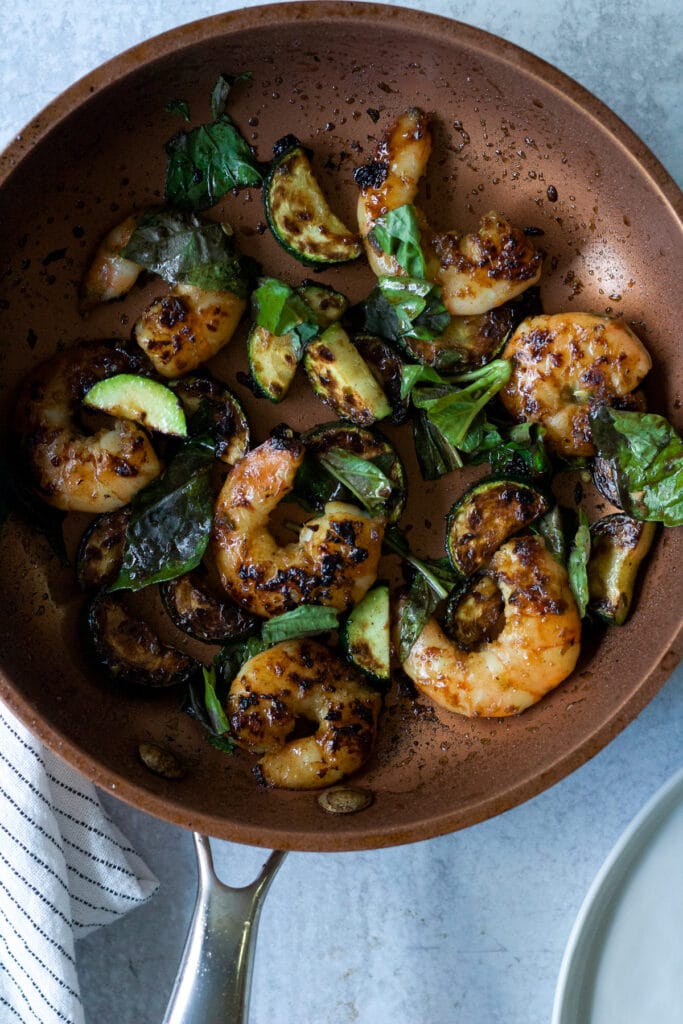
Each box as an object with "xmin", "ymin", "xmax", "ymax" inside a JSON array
[{"xmin": 0, "ymin": 3, "xmax": 681, "ymax": 866}]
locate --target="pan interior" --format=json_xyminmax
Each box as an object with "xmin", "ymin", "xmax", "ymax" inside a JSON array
[{"xmin": 0, "ymin": 5, "xmax": 680, "ymax": 850}]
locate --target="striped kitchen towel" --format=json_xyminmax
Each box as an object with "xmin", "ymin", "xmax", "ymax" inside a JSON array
[{"xmin": 0, "ymin": 701, "xmax": 159, "ymax": 1024}]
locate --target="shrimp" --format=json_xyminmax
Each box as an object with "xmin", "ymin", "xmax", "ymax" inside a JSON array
[
  {"xmin": 14, "ymin": 341, "xmax": 161, "ymax": 512},
  {"xmin": 212, "ymin": 435, "xmax": 386, "ymax": 618},
  {"xmin": 134, "ymin": 282, "xmax": 246, "ymax": 378},
  {"xmin": 356, "ymin": 108, "xmax": 542, "ymax": 315},
  {"xmin": 500, "ymin": 313, "xmax": 652, "ymax": 457},
  {"xmin": 80, "ymin": 214, "xmax": 143, "ymax": 310},
  {"xmin": 398, "ymin": 536, "xmax": 581, "ymax": 717},
  {"xmin": 228, "ymin": 638, "xmax": 382, "ymax": 789}
]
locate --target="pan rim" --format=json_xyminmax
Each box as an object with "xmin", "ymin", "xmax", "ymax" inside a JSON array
[{"xmin": 0, "ymin": 1, "xmax": 681, "ymax": 852}]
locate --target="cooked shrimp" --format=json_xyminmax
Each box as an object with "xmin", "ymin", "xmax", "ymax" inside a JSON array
[
  {"xmin": 228, "ymin": 638, "xmax": 382, "ymax": 789},
  {"xmin": 80, "ymin": 214, "xmax": 142, "ymax": 310},
  {"xmin": 356, "ymin": 108, "xmax": 542, "ymax": 315},
  {"xmin": 500, "ymin": 313, "xmax": 652, "ymax": 456},
  {"xmin": 398, "ymin": 535, "xmax": 581, "ymax": 717},
  {"xmin": 213, "ymin": 435, "xmax": 386, "ymax": 618},
  {"xmin": 134, "ymin": 282, "xmax": 246, "ymax": 378},
  {"xmin": 14, "ymin": 341, "xmax": 161, "ymax": 512}
]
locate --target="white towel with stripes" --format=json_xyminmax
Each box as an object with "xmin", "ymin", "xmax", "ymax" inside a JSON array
[{"xmin": 0, "ymin": 702, "xmax": 159, "ymax": 1024}]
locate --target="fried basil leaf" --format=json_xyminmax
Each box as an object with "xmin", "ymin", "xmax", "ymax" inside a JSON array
[
  {"xmin": 568, "ymin": 508, "xmax": 591, "ymax": 617},
  {"xmin": 261, "ymin": 605, "xmax": 340, "ymax": 645},
  {"xmin": 590, "ymin": 407, "xmax": 683, "ymax": 527},
  {"xmin": 122, "ymin": 209, "xmax": 253, "ymax": 297},
  {"xmin": 370, "ymin": 204, "xmax": 427, "ymax": 278},
  {"xmin": 533, "ymin": 504, "xmax": 573, "ymax": 565},
  {"xmin": 412, "ymin": 409, "xmax": 464, "ymax": 478},
  {"xmin": 109, "ymin": 443, "xmax": 214, "ymax": 592},
  {"xmin": 412, "ymin": 359, "xmax": 512, "ymax": 450},
  {"xmin": 318, "ymin": 447, "xmax": 395, "ymax": 515},
  {"xmin": 396, "ymin": 571, "xmax": 440, "ymax": 663},
  {"xmin": 251, "ymin": 277, "xmax": 320, "ymax": 355},
  {"xmin": 488, "ymin": 423, "xmax": 551, "ymax": 480},
  {"xmin": 165, "ymin": 74, "xmax": 261, "ymax": 211}
]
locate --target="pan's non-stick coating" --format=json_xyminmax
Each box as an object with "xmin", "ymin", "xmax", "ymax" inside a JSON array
[{"xmin": 0, "ymin": 4, "xmax": 680, "ymax": 850}]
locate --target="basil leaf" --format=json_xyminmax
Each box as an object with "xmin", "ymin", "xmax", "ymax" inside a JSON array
[
  {"xmin": 318, "ymin": 447, "xmax": 395, "ymax": 515},
  {"xmin": 165, "ymin": 115, "xmax": 262, "ymax": 212},
  {"xmin": 165, "ymin": 98, "xmax": 191, "ymax": 122},
  {"xmin": 109, "ymin": 444, "xmax": 214, "ymax": 592},
  {"xmin": 400, "ymin": 362, "xmax": 448, "ymax": 400},
  {"xmin": 210, "ymin": 71, "xmax": 252, "ymax": 120},
  {"xmin": 568, "ymin": 509, "xmax": 591, "ymax": 617},
  {"xmin": 378, "ymin": 276, "xmax": 450, "ymax": 340},
  {"xmin": 412, "ymin": 409, "xmax": 463, "ymax": 478},
  {"xmin": 370, "ymin": 204, "xmax": 426, "ymax": 278},
  {"xmin": 412, "ymin": 359, "xmax": 512, "ymax": 450},
  {"xmin": 590, "ymin": 407, "xmax": 683, "ymax": 526},
  {"xmin": 252, "ymin": 277, "xmax": 320, "ymax": 353},
  {"xmin": 533, "ymin": 505, "xmax": 572, "ymax": 565},
  {"xmin": 384, "ymin": 525, "xmax": 458, "ymax": 602},
  {"xmin": 397, "ymin": 571, "xmax": 440, "ymax": 663},
  {"xmin": 261, "ymin": 605, "xmax": 339, "ymax": 645},
  {"xmin": 202, "ymin": 665, "xmax": 232, "ymax": 735},
  {"xmin": 488, "ymin": 423, "xmax": 551, "ymax": 479},
  {"xmin": 122, "ymin": 209, "xmax": 253, "ymax": 297}
]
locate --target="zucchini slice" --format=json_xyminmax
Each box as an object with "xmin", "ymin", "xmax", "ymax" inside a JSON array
[
  {"xmin": 587, "ymin": 514, "xmax": 656, "ymax": 625},
  {"xmin": 340, "ymin": 584, "xmax": 391, "ymax": 684},
  {"xmin": 265, "ymin": 137, "xmax": 362, "ymax": 266},
  {"xmin": 443, "ymin": 574, "xmax": 505, "ymax": 650},
  {"xmin": 354, "ymin": 333, "xmax": 410, "ymax": 424},
  {"xmin": 446, "ymin": 477, "xmax": 549, "ymax": 577},
  {"xmin": 247, "ymin": 323, "xmax": 300, "ymax": 403},
  {"xmin": 297, "ymin": 421, "xmax": 407, "ymax": 522},
  {"xmin": 76, "ymin": 509, "xmax": 130, "ymax": 591},
  {"xmin": 296, "ymin": 282, "xmax": 349, "ymax": 327},
  {"xmin": 397, "ymin": 286, "xmax": 543, "ymax": 370},
  {"xmin": 160, "ymin": 570, "xmax": 258, "ymax": 643},
  {"xmin": 303, "ymin": 324, "xmax": 392, "ymax": 425},
  {"xmin": 87, "ymin": 592, "xmax": 199, "ymax": 688},
  {"xmin": 172, "ymin": 373, "xmax": 250, "ymax": 465}
]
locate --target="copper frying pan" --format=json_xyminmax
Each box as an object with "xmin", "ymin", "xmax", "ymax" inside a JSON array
[{"xmin": 0, "ymin": 2, "xmax": 681, "ymax": 853}]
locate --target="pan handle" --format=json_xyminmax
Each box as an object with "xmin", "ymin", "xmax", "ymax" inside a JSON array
[{"xmin": 162, "ymin": 833, "xmax": 287, "ymax": 1024}]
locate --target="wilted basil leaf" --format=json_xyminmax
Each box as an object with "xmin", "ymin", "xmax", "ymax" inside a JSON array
[
  {"xmin": 122, "ymin": 209, "xmax": 253, "ymax": 297},
  {"xmin": 202, "ymin": 664, "xmax": 232, "ymax": 735},
  {"xmin": 318, "ymin": 447, "xmax": 395, "ymax": 515},
  {"xmin": 568, "ymin": 509, "xmax": 591, "ymax": 617},
  {"xmin": 400, "ymin": 362, "xmax": 447, "ymax": 400},
  {"xmin": 261, "ymin": 605, "xmax": 339, "ymax": 645},
  {"xmin": 251, "ymin": 277, "xmax": 320, "ymax": 354},
  {"xmin": 165, "ymin": 98, "xmax": 191, "ymax": 122},
  {"xmin": 109, "ymin": 444, "xmax": 214, "ymax": 592},
  {"xmin": 412, "ymin": 359, "xmax": 512, "ymax": 450},
  {"xmin": 533, "ymin": 504, "xmax": 572, "ymax": 565},
  {"xmin": 590, "ymin": 407, "xmax": 683, "ymax": 527},
  {"xmin": 412, "ymin": 409, "xmax": 463, "ymax": 478},
  {"xmin": 370, "ymin": 204, "xmax": 427, "ymax": 278},
  {"xmin": 210, "ymin": 72, "xmax": 252, "ymax": 120},
  {"xmin": 396, "ymin": 571, "xmax": 440, "ymax": 663},
  {"xmin": 377, "ymin": 276, "xmax": 450, "ymax": 340},
  {"xmin": 487, "ymin": 423, "xmax": 551, "ymax": 479},
  {"xmin": 165, "ymin": 107, "xmax": 262, "ymax": 212},
  {"xmin": 384, "ymin": 525, "xmax": 458, "ymax": 602}
]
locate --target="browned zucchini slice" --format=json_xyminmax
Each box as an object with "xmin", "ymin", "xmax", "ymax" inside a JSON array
[
  {"xmin": 87, "ymin": 592, "xmax": 199, "ymax": 688},
  {"xmin": 303, "ymin": 324, "xmax": 392, "ymax": 425},
  {"xmin": 172, "ymin": 373, "xmax": 249, "ymax": 464},
  {"xmin": 76, "ymin": 509, "xmax": 131, "ymax": 591},
  {"xmin": 446, "ymin": 477, "xmax": 549, "ymax": 577},
  {"xmin": 587, "ymin": 514, "xmax": 656, "ymax": 625},
  {"xmin": 160, "ymin": 571, "xmax": 258, "ymax": 643},
  {"xmin": 442, "ymin": 574, "xmax": 505, "ymax": 650}
]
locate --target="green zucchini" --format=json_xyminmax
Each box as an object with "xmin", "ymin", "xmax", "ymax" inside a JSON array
[
  {"xmin": 587, "ymin": 514, "xmax": 656, "ymax": 625},
  {"xmin": 265, "ymin": 136, "xmax": 362, "ymax": 266},
  {"xmin": 172, "ymin": 373, "xmax": 250, "ymax": 465},
  {"xmin": 296, "ymin": 282, "xmax": 349, "ymax": 327},
  {"xmin": 303, "ymin": 324, "xmax": 392, "ymax": 425},
  {"xmin": 340, "ymin": 584, "xmax": 391, "ymax": 684},
  {"xmin": 297, "ymin": 421, "xmax": 407, "ymax": 522},
  {"xmin": 87, "ymin": 592, "xmax": 199, "ymax": 689},
  {"xmin": 398, "ymin": 286, "xmax": 543, "ymax": 370},
  {"xmin": 446, "ymin": 476, "xmax": 549, "ymax": 577},
  {"xmin": 76, "ymin": 508, "xmax": 130, "ymax": 591},
  {"xmin": 160, "ymin": 570, "xmax": 259, "ymax": 643},
  {"xmin": 247, "ymin": 323, "xmax": 300, "ymax": 403},
  {"xmin": 443, "ymin": 574, "xmax": 505, "ymax": 650},
  {"xmin": 354, "ymin": 333, "xmax": 410, "ymax": 424}
]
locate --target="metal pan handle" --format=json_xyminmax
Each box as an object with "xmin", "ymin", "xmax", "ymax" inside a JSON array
[{"xmin": 162, "ymin": 833, "xmax": 287, "ymax": 1024}]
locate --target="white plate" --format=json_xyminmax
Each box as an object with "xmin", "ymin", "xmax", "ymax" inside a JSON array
[{"xmin": 553, "ymin": 766, "xmax": 683, "ymax": 1024}]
